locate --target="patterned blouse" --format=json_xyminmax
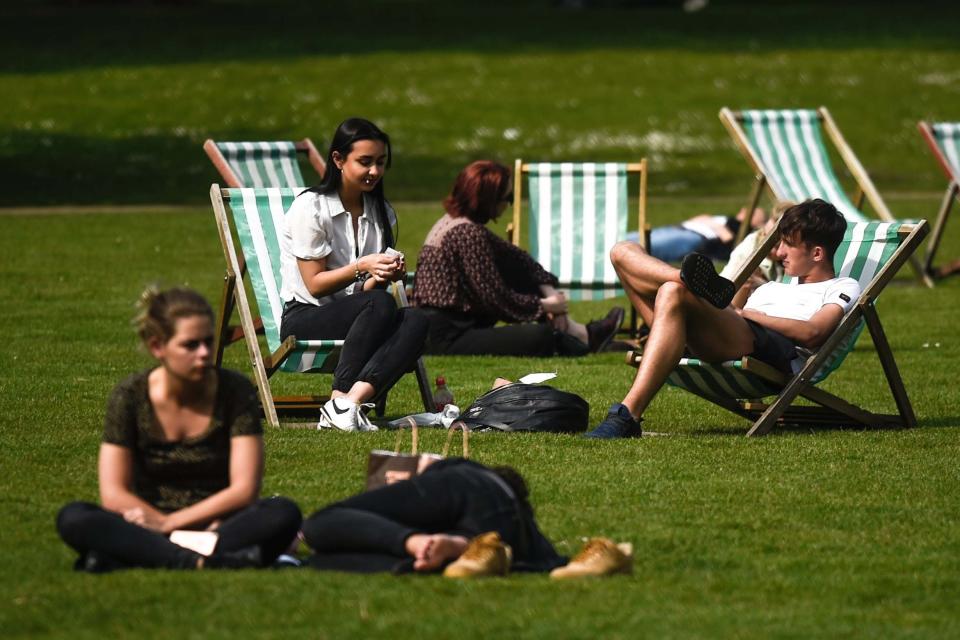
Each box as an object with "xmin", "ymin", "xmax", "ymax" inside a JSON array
[
  {"xmin": 101, "ymin": 368, "xmax": 262, "ymax": 512},
  {"xmin": 413, "ymin": 214, "xmax": 559, "ymax": 324}
]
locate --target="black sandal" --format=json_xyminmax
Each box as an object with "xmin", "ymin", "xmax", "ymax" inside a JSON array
[{"xmin": 680, "ymin": 253, "xmax": 735, "ymax": 309}]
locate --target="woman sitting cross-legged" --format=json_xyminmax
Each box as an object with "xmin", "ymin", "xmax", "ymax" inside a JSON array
[
  {"xmin": 56, "ymin": 287, "xmax": 302, "ymax": 572},
  {"xmin": 413, "ymin": 160, "xmax": 623, "ymax": 357}
]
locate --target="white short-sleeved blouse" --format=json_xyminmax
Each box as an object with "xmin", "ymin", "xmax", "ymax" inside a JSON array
[{"xmin": 279, "ymin": 190, "xmax": 394, "ymax": 307}]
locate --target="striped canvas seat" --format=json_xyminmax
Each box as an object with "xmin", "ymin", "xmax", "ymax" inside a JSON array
[
  {"xmin": 223, "ymin": 188, "xmax": 341, "ymax": 373},
  {"xmin": 721, "ymin": 107, "xmax": 932, "ymax": 287},
  {"xmin": 209, "ymin": 185, "xmax": 433, "ymax": 427},
  {"xmin": 203, "ymin": 138, "xmax": 325, "ymax": 188},
  {"xmin": 629, "ymin": 220, "xmax": 929, "ymax": 436},
  {"xmin": 737, "ymin": 109, "xmax": 867, "ymax": 222},
  {"xmin": 917, "ymin": 121, "xmax": 960, "ymax": 278},
  {"xmin": 923, "ymin": 123, "xmax": 960, "ymax": 181},
  {"xmin": 512, "ymin": 161, "xmax": 647, "ymax": 301}
]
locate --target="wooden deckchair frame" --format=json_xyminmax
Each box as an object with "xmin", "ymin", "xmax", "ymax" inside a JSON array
[
  {"xmin": 720, "ymin": 106, "xmax": 934, "ymax": 287},
  {"xmin": 203, "ymin": 139, "xmax": 327, "ymax": 349},
  {"xmin": 203, "ymin": 138, "xmax": 326, "ymax": 188},
  {"xmin": 627, "ymin": 219, "xmax": 929, "ymax": 436},
  {"xmin": 209, "ymin": 184, "xmax": 433, "ymax": 428},
  {"xmin": 917, "ymin": 121, "xmax": 960, "ymax": 279}
]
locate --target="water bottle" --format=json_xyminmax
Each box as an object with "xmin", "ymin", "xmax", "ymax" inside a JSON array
[{"xmin": 434, "ymin": 376, "xmax": 454, "ymax": 411}]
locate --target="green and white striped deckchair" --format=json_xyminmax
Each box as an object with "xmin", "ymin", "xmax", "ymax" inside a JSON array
[
  {"xmin": 511, "ymin": 160, "xmax": 648, "ymax": 301},
  {"xmin": 918, "ymin": 121, "xmax": 960, "ymax": 278},
  {"xmin": 209, "ymin": 185, "xmax": 433, "ymax": 428},
  {"xmin": 627, "ymin": 219, "xmax": 929, "ymax": 437},
  {"xmin": 720, "ymin": 107, "xmax": 933, "ymax": 287},
  {"xmin": 203, "ymin": 138, "xmax": 325, "ymax": 188}
]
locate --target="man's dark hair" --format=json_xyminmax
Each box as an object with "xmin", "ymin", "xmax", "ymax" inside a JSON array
[{"xmin": 777, "ymin": 198, "xmax": 847, "ymax": 262}]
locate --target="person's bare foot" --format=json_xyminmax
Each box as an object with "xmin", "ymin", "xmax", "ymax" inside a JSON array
[
  {"xmin": 405, "ymin": 534, "xmax": 469, "ymax": 572},
  {"xmin": 934, "ymin": 258, "xmax": 960, "ymax": 280}
]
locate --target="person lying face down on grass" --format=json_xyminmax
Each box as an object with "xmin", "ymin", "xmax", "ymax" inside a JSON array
[
  {"xmin": 56, "ymin": 287, "xmax": 302, "ymax": 572},
  {"xmin": 412, "ymin": 160, "xmax": 624, "ymax": 357},
  {"xmin": 583, "ymin": 199, "xmax": 861, "ymax": 439},
  {"xmin": 301, "ymin": 457, "xmax": 633, "ymax": 579}
]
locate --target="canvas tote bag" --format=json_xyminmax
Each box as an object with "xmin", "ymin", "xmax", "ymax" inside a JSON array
[{"xmin": 365, "ymin": 419, "xmax": 470, "ymax": 491}]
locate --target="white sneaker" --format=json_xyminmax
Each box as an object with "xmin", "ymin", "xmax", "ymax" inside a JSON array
[
  {"xmin": 318, "ymin": 397, "xmax": 361, "ymax": 432},
  {"xmin": 356, "ymin": 403, "xmax": 379, "ymax": 432}
]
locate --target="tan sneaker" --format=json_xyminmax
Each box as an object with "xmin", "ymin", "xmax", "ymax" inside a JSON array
[
  {"xmin": 442, "ymin": 531, "xmax": 512, "ymax": 578},
  {"xmin": 549, "ymin": 537, "xmax": 633, "ymax": 579}
]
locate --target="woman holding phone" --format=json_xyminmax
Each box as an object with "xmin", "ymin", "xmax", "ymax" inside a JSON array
[{"xmin": 278, "ymin": 117, "xmax": 428, "ymax": 432}]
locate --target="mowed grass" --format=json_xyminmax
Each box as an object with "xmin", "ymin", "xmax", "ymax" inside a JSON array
[
  {"xmin": 3, "ymin": 0, "xmax": 960, "ymax": 637},
  {"xmin": 1, "ymin": 195, "xmax": 959, "ymax": 638},
  {"xmin": 1, "ymin": 0, "xmax": 959, "ymax": 206}
]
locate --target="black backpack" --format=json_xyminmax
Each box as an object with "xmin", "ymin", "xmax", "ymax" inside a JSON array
[{"xmin": 459, "ymin": 383, "xmax": 589, "ymax": 433}]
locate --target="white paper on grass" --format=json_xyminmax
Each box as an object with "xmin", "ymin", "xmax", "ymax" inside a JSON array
[
  {"xmin": 518, "ymin": 372, "xmax": 557, "ymax": 384},
  {"xmin": 169, "ymin": 530, "xmax": 219, "ymax": 557}
]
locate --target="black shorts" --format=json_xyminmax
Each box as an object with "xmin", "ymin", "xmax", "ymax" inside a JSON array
[{"xmin": 745, "ymin": 319, "xmax": 797, "ymax": 374}]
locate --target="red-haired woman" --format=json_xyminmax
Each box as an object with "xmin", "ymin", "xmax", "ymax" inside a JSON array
[{"xmin": 413, "ymin": 161, "xmax": 623, "ymax": 356}]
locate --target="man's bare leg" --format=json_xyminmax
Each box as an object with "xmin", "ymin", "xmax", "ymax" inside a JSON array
[
  {"xmin": 609, "ymin": 241, "xmax": 682, "ymax": 327},
  {"xmin": 622, "ymin": 283, "xmax": 755, "ymax": 418},
  {"xmin": 585, "ymin": 280, "xmax": 755, "ymax": 439}
]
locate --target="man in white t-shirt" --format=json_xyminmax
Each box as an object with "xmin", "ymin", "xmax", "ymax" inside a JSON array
[{"xmin": 585, "ymin": 199, "xmax": 861, "ymax": 439}]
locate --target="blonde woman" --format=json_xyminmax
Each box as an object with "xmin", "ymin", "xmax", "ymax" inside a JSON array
[{"xmin": 56, "ymin": 287, "xmax": 301, "ymax": 572}]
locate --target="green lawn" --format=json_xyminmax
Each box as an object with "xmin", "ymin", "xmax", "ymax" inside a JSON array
[
  {"xmin": 2, "ymin": 196, "xmax": 959, "ymax": 638},
  {"xmin": 3, "ymin": 1, "xmax": 960, "ymax": 638},
  {"xmin": 2, "ymin": 0, "xmax": 959, "ymax": 206}
]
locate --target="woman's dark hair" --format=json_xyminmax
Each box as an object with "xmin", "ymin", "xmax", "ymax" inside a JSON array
[
  {"xmin": 491, "ymin": 465, "xmax": 531, "ymax": 509},
  {"xmin": 444, "ymin": 160, "xmax": 512, "ymax": 224},
  {"xmin": 308, "ymin": 117, "xmax": 394, "ymax": 249},
  {"xmin": 134, "ymin": 285, "xmax": 213, "ymax": 345},
  {"xmin": 778, "ymin": 198, "xmax": 847, "ymax": 262}
]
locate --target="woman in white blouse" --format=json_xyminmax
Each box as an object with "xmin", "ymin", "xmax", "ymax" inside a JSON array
[{"xmin": 279, "ymin": 118, "xmax": 427, "ymax": 432}]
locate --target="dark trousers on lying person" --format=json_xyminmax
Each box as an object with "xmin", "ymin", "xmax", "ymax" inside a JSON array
[
  {"xmin": 301, "ymin": 458, "xmax": 566, "ymax": 573},
  {"xmin": 56, "ymin": 497, "xmax": 302, "ymax": 571},
  {"xmin": 280, "ymin": 289, "xmax": 428, "ymax": 394}
]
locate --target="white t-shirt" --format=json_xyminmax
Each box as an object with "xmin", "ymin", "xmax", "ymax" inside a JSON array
[
  {"xmin": 279, "ymin": 190, "xmax": 395, "ymax": 307},
  {"xmin": 680, "ymin": 215, "xmax": 727, "ymax": 241},
  {"xmin": 743, "ymin": 277, "xmax": 861, "ymax": 322}
]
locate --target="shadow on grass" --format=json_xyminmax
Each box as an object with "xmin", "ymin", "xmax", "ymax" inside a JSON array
[
  {"xmin": 4, "ymin": 0, "xmax": 958, "ymax": 206},
  {"xmin": 4, "ymin": 1, "xmax": 959, "ymax": 75},
  {"xmin": 685, "ymin": 421, "xmax": 918, "ymax": 437},
  {"xmin": 915, "ymin": 416, "xmax": 960, "ymax": 429},
  {"xmin": 0, "ymin": 131, "xmax": 499, "ymax": 205},
  {"xmin": 1, "ymin": 129, "xmax": 718, "ymax": 206}
]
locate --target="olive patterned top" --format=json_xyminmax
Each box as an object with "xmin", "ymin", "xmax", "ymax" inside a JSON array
[{"xmin": 101, "ymin": 368, "xmax": 262, "ymax": 512}]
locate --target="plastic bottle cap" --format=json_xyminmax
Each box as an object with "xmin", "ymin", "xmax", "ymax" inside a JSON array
[{"xmin": 435, "ymin": 376, "xmax": 446, "ymax": 386}]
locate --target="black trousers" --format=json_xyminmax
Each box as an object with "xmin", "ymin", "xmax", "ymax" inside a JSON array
[
  {"xmin": 301, "ymin": 459, "xmax": 564, "ymax": 573},
  {"xmin": 56, "ymin": 497, "xmax": 302, "ymax": 571},
  {"xmin": 420, "ymin": 308, "xmax": 586, "ymax": 357},
  {"xmin": 281, "ymin": 289, "xmax": 428, "ymax": 395}
]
